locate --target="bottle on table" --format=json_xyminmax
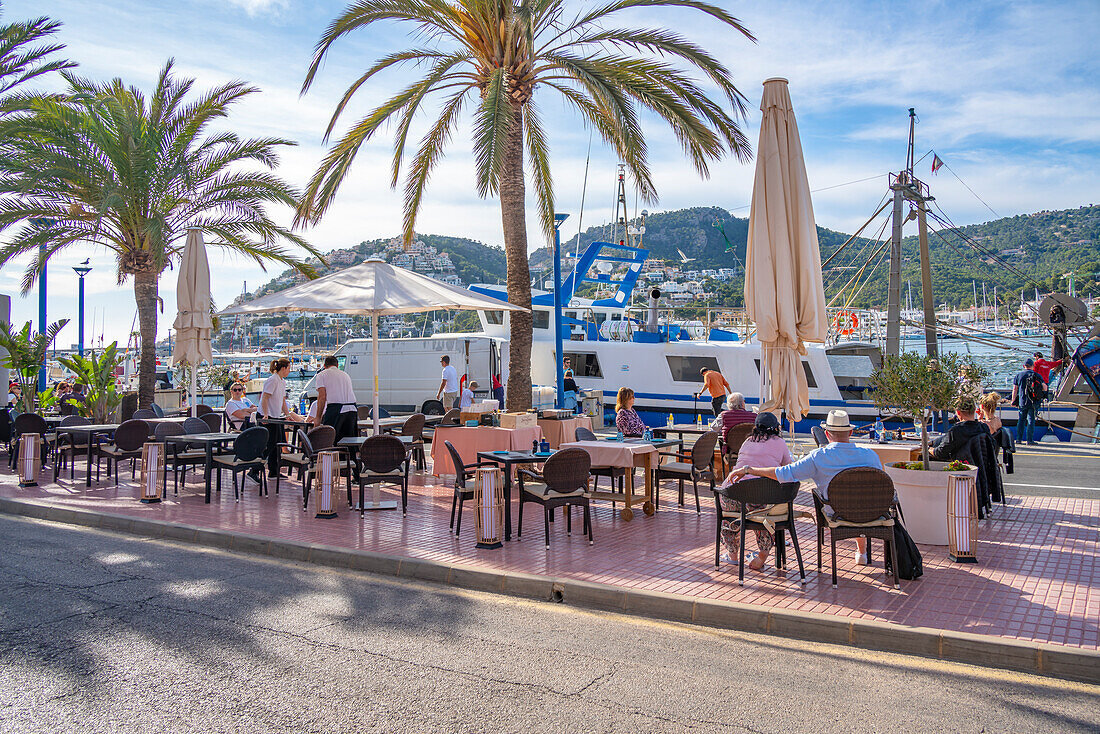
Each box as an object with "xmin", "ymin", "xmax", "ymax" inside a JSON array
[{"xmin": 667, "ymin": 413, "xmax": 673, "ymax": 427}]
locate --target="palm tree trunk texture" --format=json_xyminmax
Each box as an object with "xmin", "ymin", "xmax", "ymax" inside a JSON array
[
  {"xmin": 500, "ymin": 107, "xmax": 532, "ymax": 412},
  {"xmin": 133, "ymin": 270, "xmax": 160, "ymax": 408}
]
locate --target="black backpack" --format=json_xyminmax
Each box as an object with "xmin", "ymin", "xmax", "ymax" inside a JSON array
[
  {"xmin": 884, "ymin": 520, "xmax": 924, "ymax": 580},
  {"xmin": 1023, "ymin": 370, "xmax": 1045, "ymax": 403}
]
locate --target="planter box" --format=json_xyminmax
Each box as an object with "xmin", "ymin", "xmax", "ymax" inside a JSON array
[{"xmin": 884, "ymin": 461, "xmax": 976, "ymax": 545}]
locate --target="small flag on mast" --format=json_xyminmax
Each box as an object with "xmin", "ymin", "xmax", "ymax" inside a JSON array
[{"xmin": 931, "ymin": 154, "xmax": 945, "ymax": 174}]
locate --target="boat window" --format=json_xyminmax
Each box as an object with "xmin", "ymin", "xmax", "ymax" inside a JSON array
[
  {"xmin": 564, "ymin": 352, "xmax": 602, "ymax": 378},
  {"xmin": 753, "ymin": 359, "xmax": 817, "ymax": 388},
  {"xmin": 666, "ymin": 356, "xmax": 720, "ymax": 382},
  {"xmin": 484, "ymin": 310, "xmax": 504, "ymax": 325},
  {"xmin": 533, "ymin": 311, "xmax": 550, "ymax": 329}
]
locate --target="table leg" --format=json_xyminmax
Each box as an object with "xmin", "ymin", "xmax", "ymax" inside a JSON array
[
  {"xmin": 204, "ymin": 444, "xmax": 214, "ymax": 503},
  {"xmin": 85, "ymin": 433, "xmax": 94, "ymax": 487},
  {"xmin": 503, "ymin": 466, "xmax": 513, "ymax": 540},
  {"xmin": 642, "ymin": 453, "xmax": 655, "ymax": 516}
]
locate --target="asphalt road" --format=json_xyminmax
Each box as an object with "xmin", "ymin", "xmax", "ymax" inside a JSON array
[
  {"xmin": 1002, "ymin": 441, "xmax": 1100, "ymax": 499},
  {"xmin": 2, "ymin": 516, "xmax": 1097, "ymax": 733}
]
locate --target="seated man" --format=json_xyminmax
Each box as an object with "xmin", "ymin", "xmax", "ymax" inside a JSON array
[
  {"xmin": 931, "ymin": 395, "xmax": 989, "ymax": 463},
  {"xmin": 728, "ymin": 410, "xmax": 883, "ymax": 565}
]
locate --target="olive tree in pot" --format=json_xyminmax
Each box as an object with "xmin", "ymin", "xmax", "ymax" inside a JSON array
[{"xmin": 869, "ymin": 352, "xmax": 987, "ymax": 545}]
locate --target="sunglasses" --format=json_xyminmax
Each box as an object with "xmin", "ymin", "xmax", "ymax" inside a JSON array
[{"xmin": 231, "ymin": 387, "xmax": 244, "ymax": 392}]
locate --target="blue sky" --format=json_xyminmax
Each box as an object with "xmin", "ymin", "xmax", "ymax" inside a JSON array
[{"xmin": 5, "ymin": 0, "xmax": 1098, "ymax": 344}]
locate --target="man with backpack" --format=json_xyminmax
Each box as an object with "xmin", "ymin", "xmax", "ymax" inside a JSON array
[{"xmin": 1011, "ymin": 358, "xmax": 1046, "ymax": 445}]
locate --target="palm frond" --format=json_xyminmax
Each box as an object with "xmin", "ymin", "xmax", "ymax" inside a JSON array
[
  {"xmin": 522, "ymin": 100, "xmax": 555, "ymax": 243},
  {"xmin": 472, "ymin": 67, "xmax": 514, "ymax": 197},
  {"xmin": 402, "ymin": 87, "xmax": 468, "ymax": 245}
]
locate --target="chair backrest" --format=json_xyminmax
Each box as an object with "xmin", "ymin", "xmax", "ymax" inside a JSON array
[
  {"xmin": 811, "ymin": 425, "xmax": 828, "ymax": 447},
  {"xmin": 154, "ymin": 421, "xmax": 184, "ymax": 439},
  {"xmin": 132, "ymin": 409, "xmax": 157, "ymax": 420},
  {"xmin": 13, "ymin": 413, "xmax": 48, "ymax": 436},
  {"xmin": 420, "ymin": 399, "xmax": 445, "ymax": 416},
  {"xmin": 199, "ymin": 413, "xmax": 222, "ymax": 432},
  {"xmin": 825, "ymin": 467, "xmax": 895, "ymax": 523},
  {"xmin": 716, "ymin": 476, "xmax": 799, "ymax": 507},
  {"xmin": 358, "ymin": 434, "xmax": 406, "ymax": 473},
  {"xmin": 0, "ymin": 409, "xmax": 10, "ymax": 442},
  {"xmin": 691, "ymin": 430, "xmax": 719, "ymax": 469},
  {"xmin": 60, "ymin": 415, "xmax": 90, "ymax": 427},
  {"xmin": 540, "ymin": 447, "xmax": 591, "ymax": 494},
  {"xmin": 195, "ymin": 404, "xmax": 214, "ymax": 416},
  {"xmin": 59, "ymin": 400, "xmax": 77, "ymax": 416},
  {"xmin": 182, "ymin": 417, "xmax": 210, "ymax": 435},
  {"xmin": 440, "ymin": 408, "xmax": 461, "ymax": 426},
  {"xmin": 357, "ymin": 405, "xmax": 372, "ymax": 421},
  {"xmin": 574, "ymin": 426, "xmax": 598, "ymax": 442},
  {"xmin": 150, "ymin": 402, "xmax": 165, "ymax": 418},
  {"xmin": 371, "ymin": 406, "xmax": 391, "ymax": 419},
  {"xmin": 114, "ymin": 419, "xmax": 150, "ymax": 451},
  {"xmin": 232, "ymin": 426, "xmax": 269, "ymax": 461},
  {"xmin": 724, "ymin": 423, "xmax": 754, "ymax": 456},
  {"xmin": 400, "ymin": 413, "xmax": 426, "ymax": 439},
  {"xmin": 443, "ymin": 440, "xmax": 467, "ymax": 487},
  {"xmin": 306, "ymin": 425, "xmax": 336, "ymax": 452}
]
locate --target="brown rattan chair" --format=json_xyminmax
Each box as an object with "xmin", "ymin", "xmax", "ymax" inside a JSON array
[
  {"xmin": 98, "ymin": 419, "xmax": 151, "ymax": 485},
  {"xmin": 439, "ymin": 408, "xmax": 461, "ymax": 426},
  {"xmin": 398, "ymin": 413, "xmax": 427, "ymax": 470},
  {"xmin": 714, "ymin": 477, "xmax": 805, "ymax": 586},
  {"xmin": 357, "ymin": 434, "xmax": 410, "ymax": 516},
  {"xmin": 653, "ymin": 430, "xmax": 718, "ymax": 512},
  {"xmin": 194, "ymin": 404, "xmax": 214, "ymax": 417},
  {"xmin": 517, "ymin": 447, "xmax": 593, "ymax": 549},
  {"xmin": 52, "ymin": 415, "xmax": 91, "ymax": 481},
  {"xmin": 444, "ymin": 439, "xmax": 487, "ymax": 536},
  {"xmin": 815, "ymin": 467, "xmax": 900, "ymax": 589},
  {"xmin": 212, "ymin": 426, "xmax": 270, "ymax": 501},
  {"xmin": 722, "ymin": 422, "xmax": 754, "ymax": 472},
  {"xmin": 132, "ymin": 409, "xmax": 157, "ymax": 420},
  {"xmin": 198, "ymin": 412, "xmax": 222, "ymax": 432},
  {"xmin": 275, "ymin": 425, "xmax": 335, "ymax": 501}
]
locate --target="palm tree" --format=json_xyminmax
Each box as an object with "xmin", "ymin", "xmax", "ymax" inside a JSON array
[
  {"xmin": 297, "ymin": 0, "xmax": 754, "ymax": 411},
  {"xmin": 0, "ymin": 61, "xmax": 322, "ymax": 407},
  {"xmin": 0, "ymin": 2, "xmax": 74, "ymax": 109}
]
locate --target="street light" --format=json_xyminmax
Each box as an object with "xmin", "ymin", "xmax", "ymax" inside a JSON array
[
  {"xmin": 29, "ymin": 217, "xmax": 54, "ymax": 386},
  {"xmin": 72, "ymin": 261, "xmax": 92, "ymax": 357},
  {"xmin": 553, "ymin": 212, "xmax": 569, "ymax": 409}
]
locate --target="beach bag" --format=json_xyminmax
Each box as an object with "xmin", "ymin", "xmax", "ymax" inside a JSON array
[{"xmin": 884, "ymin": 520, "xmax": 924, "ymax": 580}]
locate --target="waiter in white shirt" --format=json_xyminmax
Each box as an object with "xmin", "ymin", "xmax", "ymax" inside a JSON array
[
  {"xmin": 436, "ymin": 355, "xmax": 459, "ymax": 409},
  {"xmin": 315, "ymin": 355, "xmax": 358, "ymax": 441}
]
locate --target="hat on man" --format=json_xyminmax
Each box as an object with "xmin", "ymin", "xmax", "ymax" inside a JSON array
[
  {"xmin": 821, "ymin": 409, "xmax": 853, "ymax": 433},
  {"xmin": 1024, "ymin": 358, "xmax": 1035, "ymax": 368}
]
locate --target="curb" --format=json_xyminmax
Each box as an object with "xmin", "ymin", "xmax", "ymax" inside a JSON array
[{"xmin": 2, "ymin": 496, "xmax": 1096, "ymax": 685}]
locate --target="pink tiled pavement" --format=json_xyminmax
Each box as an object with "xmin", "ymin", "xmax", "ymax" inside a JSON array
[{"xmin": 3, "ymin": 457, "xmax": 1097, "ymax": 650}]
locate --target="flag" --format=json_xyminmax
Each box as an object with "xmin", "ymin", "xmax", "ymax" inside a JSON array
[{"xmin": 931, "ymin": 154, "xmax": 945, "ymax": 174}]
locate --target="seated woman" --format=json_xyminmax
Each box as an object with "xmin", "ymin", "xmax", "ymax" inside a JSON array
[
  {"xmin": 614, "ymin": 387, "xmax": 646, "ymax": 437},
  {"xmin": 979, "ymin": 392, "xmax": 1002, "ymax": 434},
  {"xmin": 717, "ymin": 412, "xmax": 793, "ymax": 571},
  {"xmin": 711, "ymin": 392, "xmax": 756, "ymax": 435},
  {"xmin": 224, "ymin": 382, "xmax": 259, "ymax": 429}
]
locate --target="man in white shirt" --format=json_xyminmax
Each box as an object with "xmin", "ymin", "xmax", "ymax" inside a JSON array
[
  {"xmin": 436, "ymin": 355, "xmax": 459, "ymax": 409},
  {"xmin": 315, "ymin": 356, "xmax": 358, "ymax": 441}
]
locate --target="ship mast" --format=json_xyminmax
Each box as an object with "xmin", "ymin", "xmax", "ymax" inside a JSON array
[{"xmin": 885, "ymin": 108, "xmax": 937, "ymax": 357}]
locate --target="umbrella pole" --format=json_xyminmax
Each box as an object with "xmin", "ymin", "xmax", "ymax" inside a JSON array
[
  {"xmin": 191, "ymin": 364, "xmax": 198, "ymax": 418},
  {"xmin": 372, "ymin": 313, "xmax": 380, "ymax": 435}
]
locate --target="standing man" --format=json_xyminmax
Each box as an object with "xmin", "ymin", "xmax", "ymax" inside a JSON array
[
  {"xmin": 436, "ymin": 355, "xmax": 459, "ymax": 410},
  {"xmin": 1011, "ymin": 357, "xmax": 1045, "ymax": 446},
  {"xmin": 700, "ymin": 366, "xmax": 732, "ymax": 417},
  {"xmin": 315, "ymin": 356, "xmax": 358, "ymax": 441},
  {"xmin": 1032, "ymin": 350, "xmax": 1062, "ymax": 395}
]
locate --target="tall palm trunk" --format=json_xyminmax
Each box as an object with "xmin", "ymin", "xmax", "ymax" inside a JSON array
[
  {"xmin": 133, "ymin": 270, "xmax": 160, "ymax": 408},
  {"xmin": 500, "ymin": 106, "xmax": 531, "ymax": 412}
]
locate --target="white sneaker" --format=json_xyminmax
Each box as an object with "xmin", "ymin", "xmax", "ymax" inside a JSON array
[
  {"xmin": 720, "ymin": 551, "xmax": 733, "ymax": 565},
  {"xmin": 855, "ymin": 552, "xmax": 869, "ymax": 566}
]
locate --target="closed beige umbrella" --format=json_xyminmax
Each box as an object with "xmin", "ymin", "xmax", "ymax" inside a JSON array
[
  {"xmin": 745, "ymin": 78, "xmax": 827, "ymax": 420},
  {"xmin": 171, "ymin": 229, "xmax": 213, "ymax": 417}
]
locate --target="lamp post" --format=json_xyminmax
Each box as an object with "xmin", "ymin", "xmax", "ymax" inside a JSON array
[
  {"xmin": 553, "ymin": 212, "xmax": 569, "ymax": 409},
  {"xmin": 72, "ymin": 262, "xmax": 92, "ymax": 357},
  {"xmin": 29, "ymin": 218, "xmax": 55, "ymax": 387}
]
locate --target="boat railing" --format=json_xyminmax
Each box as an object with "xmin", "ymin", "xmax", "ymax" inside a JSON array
[{"xmin": 825, "ymin": 306, "xmax": 883, "ymax": 346}]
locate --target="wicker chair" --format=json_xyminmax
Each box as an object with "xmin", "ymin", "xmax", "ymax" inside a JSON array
[
  {"xmin": 444, "ymin": 439, "xmax": 486, "ymax": 536},
  {"xmin": 275, "ymin": 425, "xmax": 336, "ymax": 503},
  {"xmin": 517, "ymin": 447, "xmax": 593, "ymax": 549},
  {"xmin": 398, "ymin": 413, "xmax": 427, "ymax": 470},
  {"xmin": 815, "ymin": 467, "xmax": 900, "ymax": 589},
  {"xmin": 182, "ymin": 417, "xmax": 211, "ymax": 435},
  {"xmin": 575, "ymin": 425, "xmax": 627, "ymax": 499},
  {"xmin": 150, "ymin": 403, "xmax": 166, "ymax": 418},
  {"xmin": 722, "ymin": 423, "xmax": 754, "ymax": 472},
  {"xmin": 11, "ymin": 413, "xmax": 50, "ymax": 471},
  {"xmin": 98, "ymin": 419, "xmax": 151, "ymax": 485},
  {"xmin": 132, "ymin": 409, "xmax": 157, "ymax": 420},
  {"xmin": 714, "ymin": 477, "xmax": 805, "ymax": 585},
  {"xmin": 194, "ymin": 404, "xmax": 214, "ymax": 417},
  {"xmin": 53, "ymin": 415, "xmax": 91, "ymax": 481},
  {"xmin": 212, "ymin": 426, "xmax": 270, "ymax": 501},
  {"xmin": 357, "ymin": 434, "xmax": 410, "ymax": 515},
  {"xmin": 154, "ymin": 421, "xmax": 205, "ymax": 495},
  {"xmin": 439, "ymin": 408, "xmax": 461, "ymax": 426},
  {"xmin": 653, "ymin": 430, "xmax": 718, "ymax": 512},
  {"xmin": 199, "ymin": 412, "xmax": 222, "ymax": 433},
  {"xmin": 357, "ymin": 405, "xmax": 373, "ymax": 423}
]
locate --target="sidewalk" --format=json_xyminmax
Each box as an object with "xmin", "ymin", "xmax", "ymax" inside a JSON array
[{"xmin": 1, "ymin": 455, "xmax": 1096, "ymax": 681}]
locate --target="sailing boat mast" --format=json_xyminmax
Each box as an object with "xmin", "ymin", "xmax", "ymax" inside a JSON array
[{"xmin": 885, "ymin": 108, "xmax": 937, "ymax": 357}]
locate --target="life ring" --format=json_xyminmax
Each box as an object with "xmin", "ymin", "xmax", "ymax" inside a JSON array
[{"xmin": 832, "ymin": 311, "xmax": 859, "ymax": 336}]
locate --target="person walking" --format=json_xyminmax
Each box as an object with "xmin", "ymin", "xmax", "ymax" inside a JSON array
[
  {"xmin": 700, "ymin": 367, "xmax": 731, "ymax": 417},
  {"xmin": 436, "ymin": 355, "xmax": 459, "ymax": 410},
  {"xmin": 314, "ymin": 355, "xmax": 358, "ymax": 442},
  {"xmin": 1011, "ymin": 357, "xmax": 1045, "ymax": 446}
]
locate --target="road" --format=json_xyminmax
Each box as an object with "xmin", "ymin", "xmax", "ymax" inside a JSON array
[
  {"xmin": 1001, "ymin": 441, "xmax": 1100, "ymax": 499},
  {"xmin": 1, "ymin": 515, "xmax": 1097, "ymax": 733}
]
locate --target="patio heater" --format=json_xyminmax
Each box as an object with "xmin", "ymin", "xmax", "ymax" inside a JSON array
[
  {"xmin": 139, "ymin": 442, "xmax": 164, "ymax": 503},
  {"xmin": 474, "ymin": 466, "xmax": 504, "ymax": 549},
  {"xmin": 314, "ymin": 450, "xmax": 342, "ymax": 519},
  {"xmin": 947, "ymin": 473, "xmax": 978, "ymax": 563},
  {"xmin": 17, "ymin": 433, "xmax": 42, "ymax": 487}
]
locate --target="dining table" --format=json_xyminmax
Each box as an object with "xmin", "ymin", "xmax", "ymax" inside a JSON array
[
  {"xmin": 162, "ymin": 432, "xmax": 238, "ymax": 503},
  {"xmin": 536, "ymin": 416, "xmax": 594, "ymax": 449},
  {"xmin": 475, "ymin": 449, "xmax": 552, "ymax": 540},
  {"xmin": 359, "ymin": 414, "xmax": 444, "ymax": 435},
  {"xmin": 55, "ymin": 423, "xmax": 118, "ymax": 487},
  {"xmin": 559, "ymin": 437, "xmax": 680, "ymax": 520},
  {"xmin": 429, "ymin": 425, "xmax": 544, "ymax": 475}
]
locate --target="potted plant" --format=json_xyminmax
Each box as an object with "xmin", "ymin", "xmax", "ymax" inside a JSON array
[
  {"xmin": 0, "ymin": 320, "xmax": 69, "ymax": 413},
  {"xmin": 58, "ymin": 343, "xmax": 124, "ymax": 423},
  {"xmin": 869, "ymin": 352, "xmax": 987, "ymax": 545}
]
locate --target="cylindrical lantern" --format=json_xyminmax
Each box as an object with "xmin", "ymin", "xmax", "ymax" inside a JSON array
[
  {"xmin": 18, "ymin": 432, "xmax": 42, "ymax": 487},
  {"xmin": 139, "ymin": 442, "xmax": 164, "ymax": 503},
  {"xmin": 315, "ymin": 450, "xmax": 341, "ymax": 519},
  {"xmin": 947, "ymin": 473, "xmax": 978, "ymax": 563},
  {"xmin": 474, "ymin": 466, "xmax": 504, "ymax": 549}
]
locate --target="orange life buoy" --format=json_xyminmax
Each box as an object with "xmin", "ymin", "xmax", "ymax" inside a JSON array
[{"xmin": 832, "ymin": 310, "xmax": 859, "ymax": 336}]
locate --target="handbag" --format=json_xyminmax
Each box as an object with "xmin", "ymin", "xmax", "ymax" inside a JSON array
[{"xmin": 884, "ymin": 520, "xmax": 924, "ymax": 580}]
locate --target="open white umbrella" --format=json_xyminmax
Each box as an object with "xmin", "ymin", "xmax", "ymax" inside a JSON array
[
  {"xmin": 744, "ymin": 78, "xmax": 828, "ymax": 422},
  {"xmin": 219, "ymin": 257, "xmax": 527, "ymax": 433},
  {"xmin": 171, "ymin": 229, "xmax": 213, "ymax": 417}
]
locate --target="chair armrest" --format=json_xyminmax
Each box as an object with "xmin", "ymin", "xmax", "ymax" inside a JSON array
[{"xmin": 518, "ymin": 467, "xmax": 543, "ymax": 482}]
